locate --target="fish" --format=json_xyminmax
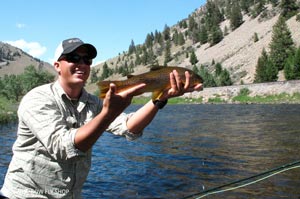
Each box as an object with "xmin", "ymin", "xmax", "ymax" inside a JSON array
[{"xmin": 98, "ymin": 66, "xmax": 203, "ymax": 100}]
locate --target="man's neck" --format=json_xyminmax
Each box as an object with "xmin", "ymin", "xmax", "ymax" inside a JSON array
[{"xmin": 58, "ymin": 79, "xmax": 83, "ymax": 99}]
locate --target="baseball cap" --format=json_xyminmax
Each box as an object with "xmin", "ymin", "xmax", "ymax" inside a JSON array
[{"xmin": 54, "ymin": 38, "xmax": 97, "ymax": 61}]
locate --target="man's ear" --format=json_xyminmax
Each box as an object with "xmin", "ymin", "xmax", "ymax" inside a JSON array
[{"xmin": 54, "ymin": 61, "xmax": 61, "ymax": 74}]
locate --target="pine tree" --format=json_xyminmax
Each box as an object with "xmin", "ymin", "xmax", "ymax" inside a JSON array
[
  {"xmin": 284, "ymin": 47, "xmax": 300, "ymax": 80},
  {"xmin": 254, "ymin": 48, "xmax": 271, "ymax": 83},
  {"xmin": 284, "ymin": 53, "xmax": 295, "ymax": 80},
  {"xmin": 178, "ymin": 32, "xmax": 185, "ymax": 46},
  {"xmin": 128, "ymin": 40, "xmax": 136, "ymax": 55},
  {"xmin": 229, "ymin": 2, "xmax": 243, "ymax": 30},
  {"xmin": 90, "ymin": 67, "xmax": 99, "ymax": 83},
  {"xmin": 209, "ymin": 25, "xmax": 223, "ymax": 46},
  {"xmin": 163, "ymin": 24, "xmax": 171, "ymax": 41},
  {"xmin": 100, "ymin": 62, "xmax": 112, "ymax": 80},
  {"xmin": 145, "ymin": 33, "xmax": 153, "ymax": 48},
  {"xmin": 295, "ymin": 47, "xmax": 300, "ymax": 79},
  {"xmin": 265, "ymin": 59, "xmax": 278, "ymax": 81},
  {"xmin": 189, "ymin": 50, "xmax": 198, "ymax": 65},
  {"xmin": 280, "ymin": 0, "xmax": 299, "ymax": 19},
  {"xmin": 269, "ymin": 16, "xmax": 295, "ymax": 71},
  {"xmin": 164, "ymin": 40, "xmax": 172, "ymax": 65},
  {"xmin": 214, "ymin": 63, "xmax": 222, "ymax": 76},
  {"xmin": 219, "ymin": 69, "xmax": 232, "ymax": 86},
  {"xmin": 199, "ymin": 65, "xmax": 216, "ymax": 87},
  {"xmin": 199, "ymin": 25, "xmax": 208, "ymax": 44}
]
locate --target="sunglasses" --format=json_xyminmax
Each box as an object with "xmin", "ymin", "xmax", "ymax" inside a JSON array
[{"xmin": 59, "ymin": 53, "xmax": 92, "ymax": 65}]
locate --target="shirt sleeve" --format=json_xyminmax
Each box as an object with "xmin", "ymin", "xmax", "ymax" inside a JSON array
[
  {"xmin": 18, "ymin": 87, "xmax": 86, "ymax": 161},
  {"xmin": 106, "ymin": 112, "xmax": 143, "ymax": 140}
]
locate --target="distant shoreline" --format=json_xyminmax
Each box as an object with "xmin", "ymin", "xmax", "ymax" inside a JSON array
[{"xmin": 2, "ymin": 81, "xmax": 300, "ymax": 124}]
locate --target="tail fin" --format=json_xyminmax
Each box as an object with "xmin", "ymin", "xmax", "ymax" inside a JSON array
[{"xmin": 98, "ymin": 81, "xmax": 111, "ymax": 99}]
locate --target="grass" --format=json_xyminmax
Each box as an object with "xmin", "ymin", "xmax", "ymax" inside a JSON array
[{"xmin": 232, "ymin": 91, "xmax": 300, "ymax": 104}]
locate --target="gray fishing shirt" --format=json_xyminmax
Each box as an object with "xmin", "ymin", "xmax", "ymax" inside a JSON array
[{"xmin": 1, "ymin": 81, "xmax": 142, "ymax": 199}]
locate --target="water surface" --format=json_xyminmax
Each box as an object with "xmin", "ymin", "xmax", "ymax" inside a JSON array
[{"xmin": 1, "ymin": 104, "xmax": 300, "ymax": 198}]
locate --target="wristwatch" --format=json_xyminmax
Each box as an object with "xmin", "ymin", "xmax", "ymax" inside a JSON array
[{"xmin": 153, "ymin": 99, "xmax": 168, "ymax": 109}]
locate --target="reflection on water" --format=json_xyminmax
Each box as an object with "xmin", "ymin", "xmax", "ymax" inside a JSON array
[{"xmin": 1, "ymin": 104, "xmax": 300, "ymax": 198}]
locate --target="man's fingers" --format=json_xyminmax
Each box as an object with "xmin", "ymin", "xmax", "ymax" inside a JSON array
[{"xmin": 184, "ymin": 71, "xmax": 191, "ymax": 90}]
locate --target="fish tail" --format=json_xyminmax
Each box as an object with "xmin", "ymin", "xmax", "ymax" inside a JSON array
[{"xmin": 98, "ymin": 81, "xmax": 111, "ymax": 99}]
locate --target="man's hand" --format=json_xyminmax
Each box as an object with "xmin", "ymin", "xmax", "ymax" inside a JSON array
[
  {"xmin": 159, "ymin": 70, "xmax": 203, "ymax": 101},
  {"xmin": 102, "ymin": 83, "xmax": 146, "ymax": 118}
]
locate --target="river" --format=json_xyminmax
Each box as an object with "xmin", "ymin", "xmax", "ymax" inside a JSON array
[{"xmin": 1, "ymin": 104, "xmax": 300, "ymax": 198}]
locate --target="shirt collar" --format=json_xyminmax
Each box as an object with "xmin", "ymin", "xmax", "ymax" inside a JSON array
[{"xmin": 53, "ymin": 81, "xmax": 89, "ymax": 111}]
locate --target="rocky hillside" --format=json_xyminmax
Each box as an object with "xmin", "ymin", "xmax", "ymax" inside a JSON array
[
  {"xmin": 0, "ymin": 42, "xmax": 56, "ymax": 77},
  {"xmin": 88, "ymin": 1, "xmax": 300, "ymax": 93}
]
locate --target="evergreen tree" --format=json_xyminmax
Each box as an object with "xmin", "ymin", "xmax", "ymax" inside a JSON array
[
  {"xmin": 135, "ymin": 53, "xmax": 141, "ymax": 65},
  {"xmin": 192, "ymin": 65, "xmax": 199, "ymax": 74},
  {"xmin": 141, "ymin": 47, "xmax": 149, "ymax": 65},
  {"xmin": 284, "ymin": 47, "xmax": 300, "ymax": 80},
  {"xmin": 128, "ymin": 39, "xmax": 136, "ymax": 54},
  {"xmin": 163, "ymin": 24, "xmax": 171, "ymax": 41},
  {"xmin": 265, "ymin": 59, "xmax": 278, "ymax": 81},
  {"xmin": 269, "ymin": 16, "xmax": 295, "ymax": 71},
  {"xmin": 178, "ymin": 32, "xmax": 185, "ymax": 46},
  {"xmin": 173, "ymin": 30, "xmax": 179, "ymax": 46},
  {"xmin": 219, "ymin": 69, "xmax": 232, "ymax": 86},
  {"xmin": 164, "ymin": 40, "xmax": 172, "ymax": 65},
  {"xmin": 209, "ymin": 25, "xmax": 223, "ymax": 46},
  {"xmin": 254, "ymin": 48, "xmax": 269, "ymax": 83},
  {"xmin": 214, "ymin": 63, "xmax": 232, "ymax": 86},
  {"xmin": 295, "ymin": 47, "xmax": 300, "ymax": 79},
  {"xmin": 214, "ymin": 62, "xmax": 222, "ymax": 76},
  {"xmin": 179, "ymin": 20, "xmax": 187, "ymax": 29},
  {"xmin": 188, "ymin": 15, "xmax": 197, "ymax": 31},
  {"xmin": 269, "ymin": 0, "xmax": 279, "ymax": 7},
  {"xmin": 229, "ymin": 2, "xmax": 244, "ymax": 30},
  {"xmin": 284, "ymin": 53, "xmax": 296, "ymax": 80},
  {"xmin": 280, "ymin": 0, "xmax": 299, "ymax": 19},
  {"xmin": 199, "ymin": 25, "xmax": 208, "ymax": 44},
  {"xmin": 205, "ymin": 0, "xmax": 224, "ymax": 30},
  {"xmin": 100, "ymin": 62, "xmax": 112, "ymax": 80},
  {"xmin": 90, "ymin": 67, "xmax": 99, "ymax": 83},
  {"xmin": 189, "ymin": 50, "xmax": 198, "ymax": 65},
  {"xmin": 199, "ymin": 65, "xmax": 216, "ymax": 87},
  {"xmin": 145, "ymin": 33, "xmax": 154, "ymax": 48}
]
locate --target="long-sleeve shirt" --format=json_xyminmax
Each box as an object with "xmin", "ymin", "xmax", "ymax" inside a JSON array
[{"xmin": 1, "ymin": 81, "xmax": 142, "ymax": 199}]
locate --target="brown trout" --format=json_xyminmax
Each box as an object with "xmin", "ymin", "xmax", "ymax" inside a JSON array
[{"xmin": 98, "ymin": 66, "xmax": 203, "ymax": 100}]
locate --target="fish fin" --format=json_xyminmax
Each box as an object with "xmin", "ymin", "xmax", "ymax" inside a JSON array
[
  {"xmin": 150, "ymin": 65, "xmax": 165, "ymax": 71},
  {"xmin": 152, "ymin": 90, "xmax": 164, "ymax": 101},
  {"xmin": 127, "ymin": 75, "xmax": 135, "ymax": 79},
  {"xmin": 98, "ymin": 81, "xmax": 111, "ymax": 99}
]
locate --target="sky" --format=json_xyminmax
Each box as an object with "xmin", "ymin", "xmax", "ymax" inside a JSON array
[{"xmin": 1, "ymin": 0, "xmax": 206, "ymax": 66}]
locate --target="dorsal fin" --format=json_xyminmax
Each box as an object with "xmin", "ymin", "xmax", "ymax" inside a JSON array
[
  {"xmin": 150, "ymin": 65, "xmax": 165, "ymax": 71},
  {"xmin": 127, "ymin": 74, "xmax": 135, "ymax": 79}
]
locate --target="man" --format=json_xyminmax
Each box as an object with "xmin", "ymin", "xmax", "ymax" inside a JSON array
[{"xmin": 0, "ymin": 38, "xmax": 202, "ymax": 198}]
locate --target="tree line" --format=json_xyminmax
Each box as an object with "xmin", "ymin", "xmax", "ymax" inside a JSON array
[{"xmin": 0, "ymin": 65, "xmax": 55, "ymax": 101}]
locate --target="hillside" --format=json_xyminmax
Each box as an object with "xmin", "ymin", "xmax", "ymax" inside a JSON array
[
  {"xmin": 0, "ymin": 42, "xmax": 56, "ymax": 77},
  {"xmin": 87, "ymin": 1, "xmax": 300, "ymax": 94}
]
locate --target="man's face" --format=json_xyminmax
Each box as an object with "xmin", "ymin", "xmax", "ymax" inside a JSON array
[{"xmin": 55, "ymin": 46, "xmax": 92, "ymax": 87}]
